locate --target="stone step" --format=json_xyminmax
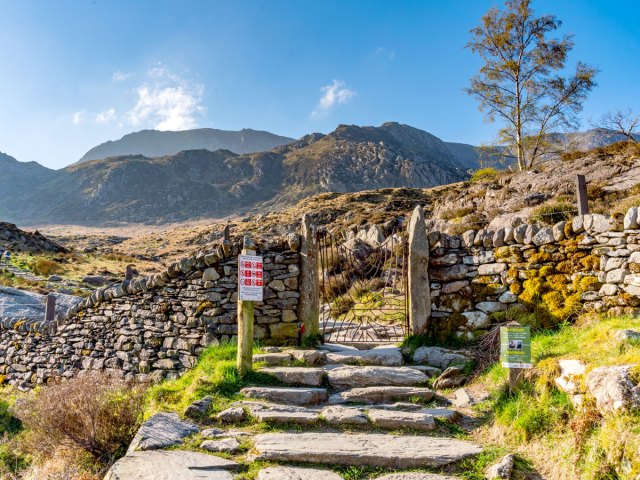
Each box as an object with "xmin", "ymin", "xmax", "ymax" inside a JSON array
[
  {"xmin": 367, "ymin": 409, "xmax": 436, "ymax": 432},
  {"xmin": 105, "ymin": 450, "xmax": 239, "ymax": 480},
  {"xmin": 327, "ymin": 366, "xmax": 429, "ymax": 390},
  {"xmin": 254, "ymin": 410, "xmax": 319, "ymax": 425},
  {"xmin": 329, "ymin": 386, "xmax": 435, "ymax": 404},
  {"xmin": 257, "ymin": 466, "xmax": 343, "ymax": 480},
  {"xmin": 325, "ymin": 347, "xmax": 404, "ymax": 366},
  {"xmin": 253, "ymin": 352, "xmax": 293, "ymax": 366},
  {"xmin": 259, "ymin": 367, "xmax": 324, "ymax": 386},
  {"xmin": 251, "ymin": 432, "xmax": 482, "ymax": 468},
  {"xmin": 240, "ymin": 386, "xmax": 328, "ymax": 406}
]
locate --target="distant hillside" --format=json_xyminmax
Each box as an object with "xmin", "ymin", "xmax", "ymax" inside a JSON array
[
  {"xmin": 0, "ymin": 123, "xmax": 473, "ymax": 225},
  {"xmin": 77, "ymin": 128, "xmax": 295, "ymax": 163}
]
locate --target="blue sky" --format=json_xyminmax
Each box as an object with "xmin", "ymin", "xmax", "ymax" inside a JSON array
[{"xmin": 0, "ymin": 0, "xmax": 638, "ymax": 169}]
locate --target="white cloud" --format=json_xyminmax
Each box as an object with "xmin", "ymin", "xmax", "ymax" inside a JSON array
[
  {"xmin": 127, "ymin": 67, "xmax": 204, "ymax": 131},
  {"xmin": 369, "ymin": 47, "xmax": 396, "ymax": 60},
  {"xmin": 95, "ymin": 108, "xmax": 116, "ymax": 124},
  {"xmin": 311, "ymin": 80, "xmax": 356, "ymax": 118},
  {"xmin": 71, "ymin": 111, "xmax": 85, "ymax": 125},
  {"xmin": 112, "ymin": 71, "xmax": 132, "ymax": 82}
]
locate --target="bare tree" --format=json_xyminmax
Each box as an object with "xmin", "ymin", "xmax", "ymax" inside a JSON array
[
  {"xmin": 595, "ymin": 109, "xmax": 639, "ymax": 143},
  {"xmin": 466, "ymin": 0, "xmax": 598, "ymax": 171}
]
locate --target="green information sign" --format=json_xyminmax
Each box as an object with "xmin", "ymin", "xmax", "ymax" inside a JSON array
[{"xmin": 500, "ymin": 325, "xmax": 532, "ymax": 369}]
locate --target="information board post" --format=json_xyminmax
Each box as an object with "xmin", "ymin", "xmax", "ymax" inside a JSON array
[
  {"xmin": 236, "ymin": 240, "xmax": 263, "ymax": 376},
  {"xmin": 500, "ymin": 321, "xmax": 532, "ymax": 394}
]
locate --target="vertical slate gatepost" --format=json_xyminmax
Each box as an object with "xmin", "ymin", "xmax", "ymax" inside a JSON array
[
  {"xmin": 44, "ymin": 293, "xmax": 56, "ymax": 323},
  {"xmin": 298, "ymin": 214, "xmax": 320, "ymax": 341},
  {"xmin": 236, "ymin": 236, "xmax": 256, "ymax": 376},
  {"xmin": 408, "ymin": 205, "xmax": 430, "ymax": 335},
  {"xmin": 576, "ymin": 174, "xmax": 589, "ymax": 215}
]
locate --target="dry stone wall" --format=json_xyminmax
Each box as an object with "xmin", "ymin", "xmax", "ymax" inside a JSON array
[
  {"xmin": 0, "ymin": 236, "xmax": 301, "ymax": 389},
  {"xmin": 427, "ymin": 206, "xmax": 640, "ymax": 340}
]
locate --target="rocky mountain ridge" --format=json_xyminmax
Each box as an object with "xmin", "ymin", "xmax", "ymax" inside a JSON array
[{"xmin": 0, "ymin": 123, "xmax": 476, "ymax": 225}]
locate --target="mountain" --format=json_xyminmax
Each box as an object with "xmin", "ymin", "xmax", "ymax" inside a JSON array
[
  {"xmin": 77, "ymin": 128, "xmax": 295, "ymax": 163},
  {"xmin": 0, "ymin": 123, "xmax": 474, "ymax": 225}
]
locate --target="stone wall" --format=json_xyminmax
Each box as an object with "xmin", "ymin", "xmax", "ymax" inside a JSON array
[
  {"xmin": 0, "ymin": 236, "xmax": 301, "ymax": 389},
  {"xmin": 427, "ymin": 207, "xmax": 640, "ymax": 340}
]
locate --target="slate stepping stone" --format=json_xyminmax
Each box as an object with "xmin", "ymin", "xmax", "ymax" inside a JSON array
[
  {"xmin": 327, "ymin": 366, "xmax": 428, "ymax": 390},
  {"xmin": 284, "ymin": 349, "xmax": 326, "ymax": 365},
  {"xmin": 325, "ymin": 347, "xmax": 404, "ymax": 366},
  {"xmin": 201, "ymin": 437, "xmax": 241, "ymax": 453},
  {"xmin": 253, "ymin": 353, "xmax": 293, "ymax": 366},
  {"xmin": 367, "ymin": 409, "xmax": 436, "ymax": 431},
  {"xmin": 257, "ymin": 466, "xmax": 343, "ymax": 480},
  {"xmin": 128, "ymin": 413, "xmax": 198, "ymax": 452},
  {"xmin": 104, "ymin": 450, "xmax": 239, "ymax": 480},
  {"xmin": 329, "ymin": 386, "xmax": 434, "ymax": 404},
  {"xmin": 260, "ymin": 367, "xmax": 325, "ymax": 386},
  {"xmin": 321, "ymin": 406, "xmax": 369, "ymax": 426},
  {"xmin": 254, "ymin": 409, "xmax": 320, "ymax": 425},
  {"xmin": 216, "ymin": 406, "xmax": 246, "ymax": 423},
  {"xmin": 240, "ymin": 386, "xmax": 328, "ymax": 405},
  {"xmin": 374, "ymin": 474, "xmax": 461, "ymax": 480},
  {"xmin": 251, "ymin": 432, "xmax": 482, "ymax": 468}
]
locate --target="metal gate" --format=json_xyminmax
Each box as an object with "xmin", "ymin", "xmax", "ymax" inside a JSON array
[{"xmin": 318, "ymin": 228, "xmax": 409, "ymax": 344}]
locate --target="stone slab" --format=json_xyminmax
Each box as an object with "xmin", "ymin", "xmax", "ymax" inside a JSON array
[
  {"xmin": 327, "ymin": 366, "xmax": 428, "ymax": 390},
  {"xmin": 254, "ymin": 410, "xmax": 320, "ymax": 425},
  {"xmin": 240, "ymin": 387, "xmax": 328, "ymax": 406},
  {"xmin": 253, "ymin": 353, "xmax": 293, "ymax": 366},
  {"xmin": 257, "ymin": 466, "xmax": 343, "ymax": 480},
  {"xmin": 260, "ymin": 367, "xmax": 324, "ymax": 386},
  {"xmin": 128, "ymin": 413, "xmax": 198, "ymax": 452},
  {"xmin": 375, "ymin": 474, "xmax": 460, "ymax": 480},
  {"xmin": 105, "ymin": 450, "xmax": 238, "ymax": 480},
  {"xmin": 252, "ymin": 432, "xmax": 482, "ymax": 468},
  {"xmin": 321, "ymin": 406, "xmax": 369, "ymax": 425},
  {"xmin": 200, "ymin": 438, "xmax": 241, "ymax": 453},
  {"xmin": 367, "ymin": 409, "xmax": 436, "ymax": 431},
  {"xmin": 329, "ymin": 386, "xmax": 434, "ymax": 404},
  {"xmin": 325, "ymin": 347, "xmax": 404, "ymax": 366}
]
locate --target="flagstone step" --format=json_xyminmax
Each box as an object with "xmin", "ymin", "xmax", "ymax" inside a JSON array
[
  {"xmin": 251, "ymin": 432, "xmax": 482, "ymax": 468},
  {"xmin": 329, "ymin": 386, "xmax": 435, "ymax": 404},
  {"xmin": 240, "ymin": 386, "xmax": 328, "ymax": 406},
  {"xmin": 327, "ymin": 366, "xmax": 429, "ymax": 390},
  {"xmin": 259, "ymin": 367, "xmax": 324, "ymax": 386},
  {"xmin": 257, "ymin": 466, "xmax": 343, "ymax": 480},
  {"xmin": 324, "ymin": 347, "xmax": 404, "ymax": 366},
  {"xmin": 367, "ymin": 409, "xmax": 436, "ymax": 431},
  {"xmin": 253, "ymin": 353, "xmax": 293, "ymax": 366}
]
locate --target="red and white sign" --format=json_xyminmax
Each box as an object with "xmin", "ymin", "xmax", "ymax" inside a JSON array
[{"xmin": 238, "ymin": 254, "xmax": 264, "ymax": 301}]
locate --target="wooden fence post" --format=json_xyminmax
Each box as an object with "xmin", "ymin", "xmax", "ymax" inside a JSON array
[
  {"xmin": 299, "ymin": 214, "xmax": 320, "ymax": 340},
  {"xmin": 237, "ymin": 237, "xmax": 257, "ymax": 375},
  {"xmin": 125, "ymin": 265, "xmax": 134, "ymax": 281},
  {"xmin": 408, "ymin": 206, "xmax": 430, "ymax": 335},
  {"xmin": 576, "ymin": 175, "xmax": 589, "ymax": 215},
  {"xmin": 44, "ymin": 293, "xmax": 56, "ymax": 323}
]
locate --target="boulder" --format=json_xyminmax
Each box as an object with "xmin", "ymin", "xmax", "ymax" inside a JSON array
[
  {"xmin": 624, "ymin": 207, "xmax": 639, "ymax": 230},
  {"xmin": 433, "ymin": 366, "xmax": 467, "ymax": 389},
  {"xmin": 585, "ymin": 365, "xmax": 640, "ymax": 414},
  {"xmin": 486, "ymin": 453, "xmax": 515, "ymax": 479},
  {"xmin": 413, "ymin": 347, "xmax": 470, "ymax": 369}
]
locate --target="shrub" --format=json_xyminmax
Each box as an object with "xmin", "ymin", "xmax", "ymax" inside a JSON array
[
  {"xmin": 611, "ymin": 195, "xmax": 640, "ymax": 217},
  {"xmin": 531, "ymin": 201, "xmax": 576, "ymax": 225},
  {"xmin": 14, "ymin": 373, "xmax": 146, "ymax": 464},
  {"xmin": 470, "ymin": 167, "xmax": 502, "ymax": 183},
  {"xmin": 28, "ymin": 258, "xmax": 63, "ymax": 277},
  {"xmin": 439, "ymin": 206, "xmax": 475, "ymax": 221}
]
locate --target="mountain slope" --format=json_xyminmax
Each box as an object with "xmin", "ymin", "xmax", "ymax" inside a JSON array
[{"xmin": 77, "ymin": 128, "xmax": 295, "ymax": 163}]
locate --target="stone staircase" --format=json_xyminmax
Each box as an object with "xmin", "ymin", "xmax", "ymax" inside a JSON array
[{"xmin": 106, "ymin": 344, "xmax": 482, "ymax": 480}]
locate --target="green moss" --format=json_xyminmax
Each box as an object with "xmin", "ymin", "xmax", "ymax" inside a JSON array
[
  {"xmin": 579, "ymin": 276, "xmax": 601, "ymax": 293},
  {"xmin": 520, "ymin": 278, "xmax": 545, "ymax": 304},
  {"xmin": 563, "ymin": 221, "xmax": 574, "ymax": 238},
  {"xmin": 547, "ymin": 274, "xmax": 569, "ymax": 293},
  {"xmin": 539, "ymin": 265, "xmax": 555, "ymax": 277}
]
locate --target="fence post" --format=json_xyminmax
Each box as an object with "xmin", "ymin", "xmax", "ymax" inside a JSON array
[
  {"xmin": 576, "ymin": 174, "xmax": 589, "ymax": 215},
  {"xmin": 44, "ymin": 293, "xmax": 56, "ymax": 322},
  {"xmin": 125, "ymin": 265, "xmax": 134, "ymax": 281},
  {"xmin": 408, "ymin": 205, "xmax": 430, "ymax": 335},
  {"xmin": 237, "ymin": 237, "xmax": 256, "ymax": 375},
  {"xmin": 298, "ymin": 214, "xmax": 320, "ymax": 341}
]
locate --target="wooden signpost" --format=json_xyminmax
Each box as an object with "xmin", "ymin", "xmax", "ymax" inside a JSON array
[
  {"xmin": 500, "ymin": 321, "xmax": 532, "ymax": 393},
  {"xmin": 236, "ymin": 239, "xmax": 263, "ymax": 375},
  {"xmin": 576, "ymin": 174, "xmax": 589, "ymax": 215}
]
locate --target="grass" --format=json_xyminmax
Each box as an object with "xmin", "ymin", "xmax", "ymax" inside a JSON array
[{"xmin": 472, "ymin": 314, "xmax": 640, "ymax": 479}]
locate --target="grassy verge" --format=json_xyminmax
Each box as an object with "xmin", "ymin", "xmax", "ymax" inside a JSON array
[{"xmin": 472, "ymin": 314, "xmax": 640, "ymax": 479}]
